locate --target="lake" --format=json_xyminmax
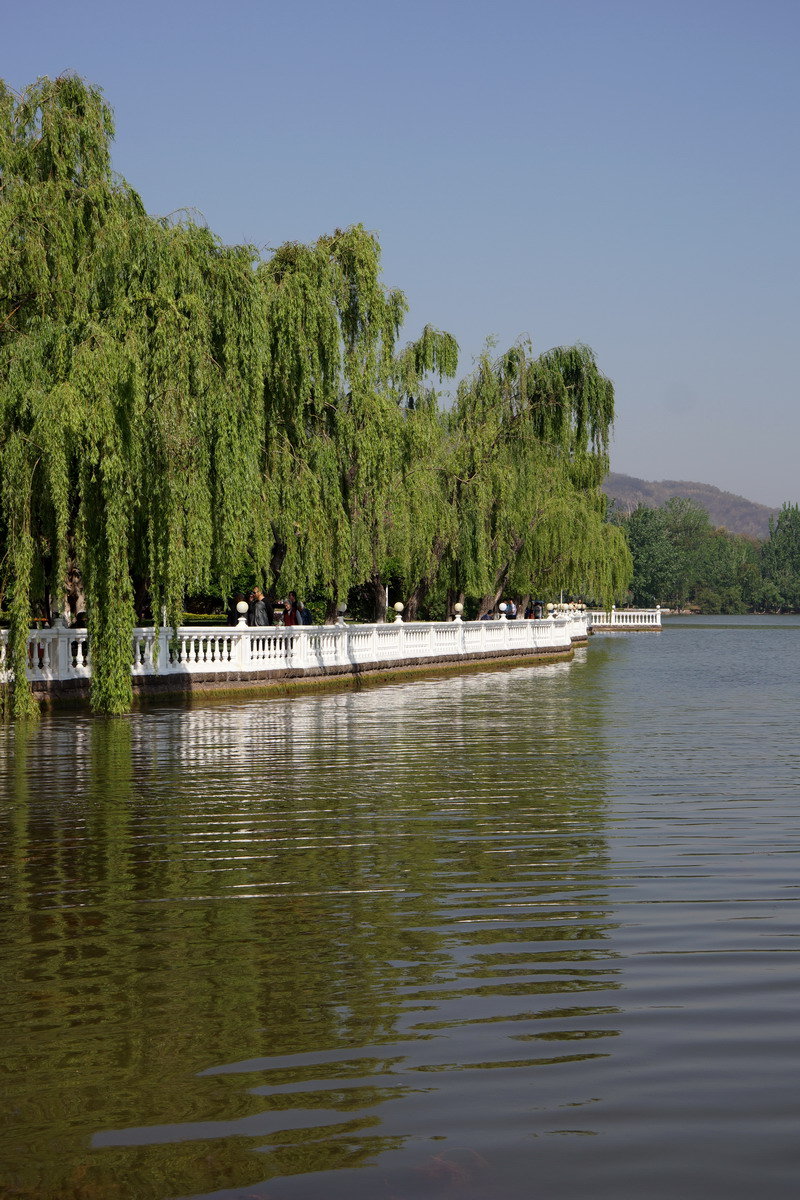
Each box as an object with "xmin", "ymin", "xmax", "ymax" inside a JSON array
[{"xmin": 2, "ymin": 615, "xmax": 799, "ymax": 1199}]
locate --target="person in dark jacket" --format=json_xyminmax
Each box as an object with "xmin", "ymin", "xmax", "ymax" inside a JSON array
[
  {"xmin": 248, "ymin": 587, "xmax": 270, "ymax": 626},
  {"xmin": 297, "ymin": 600, "xmax": 314, "ymax": 625}
]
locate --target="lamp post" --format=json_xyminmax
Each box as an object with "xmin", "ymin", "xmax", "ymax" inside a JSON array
[
  {"xmin": 453, "ymin": 602, "xmax": 464, "ymax": 622},
  {"xmin": 393, "ymin": 601, "xmax": 404, "ymax": 624},
  {"xmin": 336, "ymin": 601, "xmax": 347, "ymax": 627},
  {"xmin": 498, "ymin": 602, "xmax": 508, "ymax": 621},
  {"xmin": 236, "ymin": 600, "xmax": 249, "ymax": 628}
]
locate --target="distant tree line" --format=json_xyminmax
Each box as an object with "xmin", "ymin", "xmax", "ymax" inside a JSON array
[
  {"xmin": 614, "ymin": 498, "xmax": 800, "ymax": 613},
  {"xmin": 0, "ymin": 76, "xmax": 631, "ymax": 715}
]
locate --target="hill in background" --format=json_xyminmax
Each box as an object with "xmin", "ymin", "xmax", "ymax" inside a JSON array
[{"xmin": 603, "ymin": 473, "xmax": 779, "ymax": 540}]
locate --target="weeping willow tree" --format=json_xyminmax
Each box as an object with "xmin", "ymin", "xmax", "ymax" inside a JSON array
[
  {"xmin": 440, "ymin": 341, "xmax": 631, "ymax": 612},
  {"xmin": 256, "ymin": 234, "xmax": 460, "ymax": 621},
  {"xmin": 258, "ymin": 227, "xmax": 407, "ymax": 614},
  {"xmin": 371, "ymin": 325, "xmax": 459, "ymax": 620},
  {"xmin": 0, "ymin": 76, "xmax": 269, "ymax": 714},
  {"xmin": 1, "ymin": 73, "xmax": 630, "ymax": 717}
]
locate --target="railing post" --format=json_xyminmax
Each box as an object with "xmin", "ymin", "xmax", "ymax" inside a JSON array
[
  {"xmin": 336, "ymin": 624, "xmax": 348, "ymax": 667},
  {"xmin": 232, "ymin": 628, "xmax": 248, "ymax": 673},
  {"xmin": 158, "ymin": 624, "xmax": 171, "ymax": 673},
  {"xmin": 291, "ymin": 628, "xmax": 309, "ymax": 671},
  {"xmin": 55, "ymin": 626, "xmax": 71, "ymax": 679}
]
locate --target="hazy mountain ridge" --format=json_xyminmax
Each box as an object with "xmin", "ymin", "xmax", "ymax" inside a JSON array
[{"xmin": 603, "ymin": 473, "xmax": 779, "ymax": 539}]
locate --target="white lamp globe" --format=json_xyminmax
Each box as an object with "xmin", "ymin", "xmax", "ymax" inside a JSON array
[
  {"xmin": 393, "ymin": 601, "xmax": 404, "ymax": 613},
  {"xmin": 236, "ymin": 600, "xmax": 248, "ymax": 615},
  {"xmin": 453, "ymin": 602, "xmax": 464, "ymax": 614}
]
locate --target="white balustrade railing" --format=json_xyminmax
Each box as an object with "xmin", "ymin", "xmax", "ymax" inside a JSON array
[
  {"xmin": 0, "ymin": 614, "xmax": 589, "ymax": 687},
  {"xmin": 589, "ymin": 607, "xmax": 662, "ymax": 628}
]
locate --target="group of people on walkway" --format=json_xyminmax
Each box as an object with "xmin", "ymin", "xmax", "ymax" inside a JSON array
[
  {"xmin": 480, "ymin": 600, "xmax": 545, "ymax": 620},
  {"xmin": 227, "ymin": 590, "xmax": 314, "ymax": 627}
]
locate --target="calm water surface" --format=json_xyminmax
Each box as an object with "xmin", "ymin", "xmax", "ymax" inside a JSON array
[{"xmin": 1, "ymin": 616, "xmax": 799, "ymax": 1199}]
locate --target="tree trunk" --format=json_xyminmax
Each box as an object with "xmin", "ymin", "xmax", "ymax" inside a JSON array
[
  {"xmin": 404, "ymin": 576, "xmax": 431, "ymax": 622},
  {"xmin": 324, "ymin": 585, "xmax": 341, "ymax": 626},
  {"xmin": 66, "ymin": 561, "xmax": 86, "ymax": 621},
  {"xmin": 367, "ymin": 574, "xmax": 387, "ymax": 623},
  {"xmin": 270, "ymin": 538, "xmax": 287, "ymax": 583},
  {"xmin": 479, "ymin": 590, "xmax": 506, "ymax": 618},
  {"xmin": 405, "ymin": 538, "xmax": 449, "ymax": 621},
  {"xmin": 478, "ymin": 547, "xmax": 522, "ymax": 617},
  {"xmin": 445, "ymin": 588, "xmax": 465, "ymax": 620}
]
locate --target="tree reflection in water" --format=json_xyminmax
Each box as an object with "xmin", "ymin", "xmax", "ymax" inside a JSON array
[{"xmin": 1, "ymin": 655, "xmax": 620, "ymax": 1199}]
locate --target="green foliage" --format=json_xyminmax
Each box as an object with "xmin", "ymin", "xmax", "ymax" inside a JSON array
[
  {"xmin": 1, "ymin": 75, "xmax": 268, "ymax": 712},
  {"xmin": 440, "ymin": 342, "xmax": 630, "ymax": 610},
  {"xmin": 616, "ymin": 505, "xmax": 677, "ymax": 607},
  {"xmin": 1, "ymin": 74, "xmax": 631, "ymax": 713},
  {"xmin": 761, "ymin": 503, "xmax": 800, "ymax": 610},
  {"xmin": 618, "ymin": 498, "xmax": 763, "ymax": 612}
]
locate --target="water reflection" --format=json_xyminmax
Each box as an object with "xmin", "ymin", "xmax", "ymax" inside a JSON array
[{"xmin": 1, "ymin": 656, "xmax": 622, "ymax": 1199}]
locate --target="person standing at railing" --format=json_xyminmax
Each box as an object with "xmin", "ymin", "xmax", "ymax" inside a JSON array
[
  {"xmin": 283, "ymin": 593, "xmax": 299, "ymax": 627},
  {"xmin": 248, "ymin": 588, "xmax": 271, "ymax": 626}
]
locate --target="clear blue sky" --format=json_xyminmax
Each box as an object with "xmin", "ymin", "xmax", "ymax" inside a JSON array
[{"xmin": 4, "ymin": 0, "xmax": 798, "ymax": 507}]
